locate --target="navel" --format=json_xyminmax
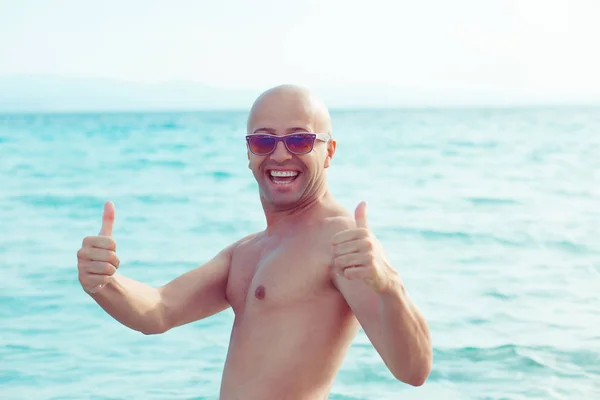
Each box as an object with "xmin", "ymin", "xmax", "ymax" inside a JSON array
[{"xmin": 255, "ymin": 285, "xmax": 266, "ymax": 300}]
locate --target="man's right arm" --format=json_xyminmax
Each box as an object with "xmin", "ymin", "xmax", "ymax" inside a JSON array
[
  {"xmin": 77, "ymin": 200, "xmax": 242, "ymax": 335},
  {"xmin": 85, "ymin": 245, "xmax": 235, "ymax": 335}
]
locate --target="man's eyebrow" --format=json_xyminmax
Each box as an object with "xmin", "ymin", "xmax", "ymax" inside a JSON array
[
  {"xmin": 252, "ymin": 127, "xmax": 311, "ymax": 134},
  {"xmin": 286, "ymin": 127, "xmax": 311, "ymax": 133},
  {"xmin": 253, "ymin": 127, "xmax": 276, "ymax": 134}
]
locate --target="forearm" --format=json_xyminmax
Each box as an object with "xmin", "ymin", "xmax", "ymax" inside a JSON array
[
  {"xmin": 88, "ymin": 272, "xmax": 167, "ymax": 335},
  {"xmin": 378, "ymin": 276, "xmax": 432, "ymax": 386}
]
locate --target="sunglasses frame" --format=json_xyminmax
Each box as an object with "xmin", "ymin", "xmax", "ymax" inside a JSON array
[{"xmin": 245, "ymin": 132, "xmax": 331, "ymax": 156}]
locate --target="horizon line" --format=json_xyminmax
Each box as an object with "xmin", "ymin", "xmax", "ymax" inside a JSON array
[{"xmin": 1, "ymin": 102, "xmax": 600, "ymax": 116}]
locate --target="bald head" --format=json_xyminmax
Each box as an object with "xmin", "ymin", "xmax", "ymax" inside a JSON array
[{"xmin": 247, "ymin": 85, "xmax": 332, "ymax": 135}]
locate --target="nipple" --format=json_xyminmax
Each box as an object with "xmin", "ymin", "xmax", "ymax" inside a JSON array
[{"xmin": 255, "ymin": 285, "xmax": 266, "ymax": 300}]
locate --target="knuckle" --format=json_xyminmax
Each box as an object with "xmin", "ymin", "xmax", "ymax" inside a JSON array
[
  {"xmin": 105, "ymin": 263, "xmax": 116, "ymax": 275},
  {"xmin": 112, "ymin": 253, "xmax": 120, "ymax": 268},
  {"xmin": 93, "ymin": 249, "xmax": 103, "ymax": 260},
  {"xmin": 83, "ymin": 236, "xmax": 98, "ymax": 247},
  {"xmin": 82, "ymin": 236, "xmax": 91, "ymax": 246},
  {"xmin": 98, "ymin": 262, "xmax": 108, "ymax": 274},
  {"xmin": 84, "ymin": 261, "xmax": 97, "ymax": 273}
]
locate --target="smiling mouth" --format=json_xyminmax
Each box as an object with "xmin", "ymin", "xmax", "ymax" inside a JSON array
[{"xmin": 267, "ymin": 169, "xmax": 300, "ymax": 185}]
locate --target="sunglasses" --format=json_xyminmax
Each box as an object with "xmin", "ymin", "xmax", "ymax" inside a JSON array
[{"xmin": 246, "ymin": 132, "xmax": 330, "ymax": 156}]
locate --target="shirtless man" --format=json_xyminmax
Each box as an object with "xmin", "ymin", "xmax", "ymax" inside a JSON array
[{"xmin": 76, "ymin": 85, "xmax": 433, "ymax": 399}]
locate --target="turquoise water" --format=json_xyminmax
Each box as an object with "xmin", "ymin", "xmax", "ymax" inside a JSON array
[{"xmin": 1, "ymin": 108, "xmax": 599, "ymax": 399}]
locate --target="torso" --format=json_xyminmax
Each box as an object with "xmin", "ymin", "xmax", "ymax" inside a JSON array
[{"xmin": 219, "ymin": 209, "xmax": 359, "ymax": 400}]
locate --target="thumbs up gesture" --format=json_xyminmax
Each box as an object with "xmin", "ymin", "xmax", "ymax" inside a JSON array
[
  {"xmin": 77, "ymin": 201, "xmax": 120, "ymax": 294},
  {"xmin": 332, "ymin": 201, "xmax": 397, "ymax": 294}
]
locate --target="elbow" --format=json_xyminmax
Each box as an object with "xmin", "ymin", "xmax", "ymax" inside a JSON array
[
  {"xmin": 139, "ymin": 321, "xmax": 169, "ymax": 335},
  {"xmin": 411, "ymin": 355, "xmax": 433, "ymax": 386},
  {"xmin": 139, "ymin": 316, "xmax": 171, "ymax": 335},
  {"xmin": 392, "ymin": 356, "xmax": 432, "ymax": 387},
  {"xmin": 404, "ymin": 371, "xmax": 428, "ymax": 387},
  {"xmin": 402, "ymin": 337, "xmax": 433, "ymax": 387},
  {"xmin": 394, "ymin": 367, "xmax": 430, "ymax": 387},
  {"xmin": 140, "ymin": 326, "xmax": 168, "ymax": 335},
  {"xmin": 140, "ymin": 302, "xmax": 171, "ymax": 335}
]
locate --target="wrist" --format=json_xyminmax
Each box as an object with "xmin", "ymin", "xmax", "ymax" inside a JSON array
[
  {"xmin": 83, "ymin": 275, "xmax": 116, "ymax": 295},
  {"xmin": 377, "ymin": 268, "xmax": 405, "ymax": 298},
  {"xmin": 84, "ymin": 283, "xmax": 107, "ymax": 295}
]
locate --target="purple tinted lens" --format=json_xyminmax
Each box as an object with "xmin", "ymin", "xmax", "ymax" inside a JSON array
[
  {"xmin": 285, "ymin": 134, "xmax": 315, "ymax": 154},
  {"xmin": 249, "ymin": 135, "xmax": 276, "ymax": 154}
]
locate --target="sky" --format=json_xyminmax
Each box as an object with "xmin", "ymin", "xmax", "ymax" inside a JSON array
[{"xmin": 1, "ymin": 0, "xmax": 599, "ymax": 108}]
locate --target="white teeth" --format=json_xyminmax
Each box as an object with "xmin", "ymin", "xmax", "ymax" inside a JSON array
[
  {"xmin": 272, "ymin": 179, "xmax": 293, "ymax": 185},
  {"xmin": 270, "ymin": 170, "xmax": 299, "ymax": 177}
]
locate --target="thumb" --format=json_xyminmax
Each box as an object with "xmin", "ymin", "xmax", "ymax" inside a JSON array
[
  {"xmin": 99, "ymin": 201, "xmax": 115, "ymax": 237},
  {"xmin": 354, "ymin": 200, "xmax": 369, "ymax": 229}
]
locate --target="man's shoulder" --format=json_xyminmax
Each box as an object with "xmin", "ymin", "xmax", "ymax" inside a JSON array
[
  {"xmin": 321, "ymin": 215, "xmax": 354, "ymax": 232},
  {"xmin": 228, "ymin": 230, "xmax": 263, "ymax": 256}
]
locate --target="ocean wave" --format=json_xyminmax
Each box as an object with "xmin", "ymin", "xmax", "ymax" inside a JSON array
[
  {"xmin": 10, "ymin": 194, "xmax": 103, "ymax": 209},
  {"xmin": 467, "ymin": 197, "xmax": 521, "ymax": 206},
  {"xmin": 132, "ymin": 194, "xmax": 190, "ymax": 205},
  {"xmin": 122, "ymin": 158, "xmax": 187, "ymax": 169},
  {"xmin": 482, "ymin": 289, "xmax": 517, "ymax": 301},
  {"xmin": 446, "ymin": 139, "xmax": 500, "ymax": 149},
  {"xmin": 384, "ymin": 226, "xmax": 595, "ymax": 254},
  {"xmin": 432, "ymin": 344, "xmax": 600, "ymax": 378}
]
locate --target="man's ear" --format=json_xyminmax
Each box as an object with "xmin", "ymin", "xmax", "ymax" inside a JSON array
[
  {"xmin": 247, "ymin": 148, "xmax": 251, "ymax": 168},
  {"xmin": 324, "ymin": 139, "xmax": 337, "ymax": 168}
]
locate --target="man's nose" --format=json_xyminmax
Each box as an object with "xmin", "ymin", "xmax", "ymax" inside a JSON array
[{"xmin": 269, "ymin": 141, "xmax": 292, "ymax": 162}]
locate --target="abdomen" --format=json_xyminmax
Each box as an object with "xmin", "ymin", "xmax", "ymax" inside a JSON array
[{"xmin": 220, "ymin": 295, "xmax": 358, "ymax": 399}]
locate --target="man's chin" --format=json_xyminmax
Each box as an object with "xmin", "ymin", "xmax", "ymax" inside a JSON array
[
  {"xmin": 260, "ymin": 186, "xmax": 304, "ymax": 209},
  {"xmin": 263, "ymin": 193, "xmax": 302, "ymax": 209}
]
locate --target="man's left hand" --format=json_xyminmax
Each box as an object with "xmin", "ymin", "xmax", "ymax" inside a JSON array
[{"xmin": 332, "ymin": 201, "xmax": 400, "ymax": 294}]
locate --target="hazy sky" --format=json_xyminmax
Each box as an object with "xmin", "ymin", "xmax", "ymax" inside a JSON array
[{"xmin": 1, "ymin": 0, "xmax": 599, "ymax": 103}]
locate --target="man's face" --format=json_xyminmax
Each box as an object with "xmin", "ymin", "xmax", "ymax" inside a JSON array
[{"xmin": 246, "ymin": 87, "xmax": 336, "ymax": 210}]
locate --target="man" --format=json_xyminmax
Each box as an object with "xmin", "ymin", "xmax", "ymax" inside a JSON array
[{"xmin": 76, "ymin": 85, "xmax": 432, "ymax": 399}]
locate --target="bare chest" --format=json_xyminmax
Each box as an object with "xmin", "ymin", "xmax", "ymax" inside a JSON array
[{"xmin": 226, "ymin": 234, "xmax": 333, "ymax": 313}]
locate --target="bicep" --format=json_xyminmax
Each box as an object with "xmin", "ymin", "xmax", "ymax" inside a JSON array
[{"xmin": 158, "ymin": 247, "xmax": 232, "ymax": 330}]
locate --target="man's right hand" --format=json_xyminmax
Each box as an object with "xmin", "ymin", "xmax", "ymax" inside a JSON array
[{"xmin": 77, "ymin": 201, "xmax": 120, "ymax": 294}]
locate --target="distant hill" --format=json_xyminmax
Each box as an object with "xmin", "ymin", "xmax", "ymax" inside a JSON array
[
  {"xmin": 0, "ymin": 75, "xmax": 260, "ymax": 112},
  {"xmin": 0, "ymin": 75, "xmax": 598, "ymax": 113}
]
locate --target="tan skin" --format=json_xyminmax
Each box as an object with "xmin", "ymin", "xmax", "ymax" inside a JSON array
[{"xmin": 77, "ymin": 85, "xmax": 432, "ymax": 399}]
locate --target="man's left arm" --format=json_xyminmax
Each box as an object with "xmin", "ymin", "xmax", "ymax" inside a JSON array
[{"xmin": 330, "ymin": 201, "xmax": 433, "ymax": 386}]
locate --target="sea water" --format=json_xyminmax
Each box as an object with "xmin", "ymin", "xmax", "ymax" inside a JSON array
[{"xmin": 1, "ymin": 108, "xmax": 599, "ymax": 399}]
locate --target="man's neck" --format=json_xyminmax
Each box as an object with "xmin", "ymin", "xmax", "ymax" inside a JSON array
[{"xmin": 262, "ymin": 190, "xmax": 333, "ymax": 235}]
